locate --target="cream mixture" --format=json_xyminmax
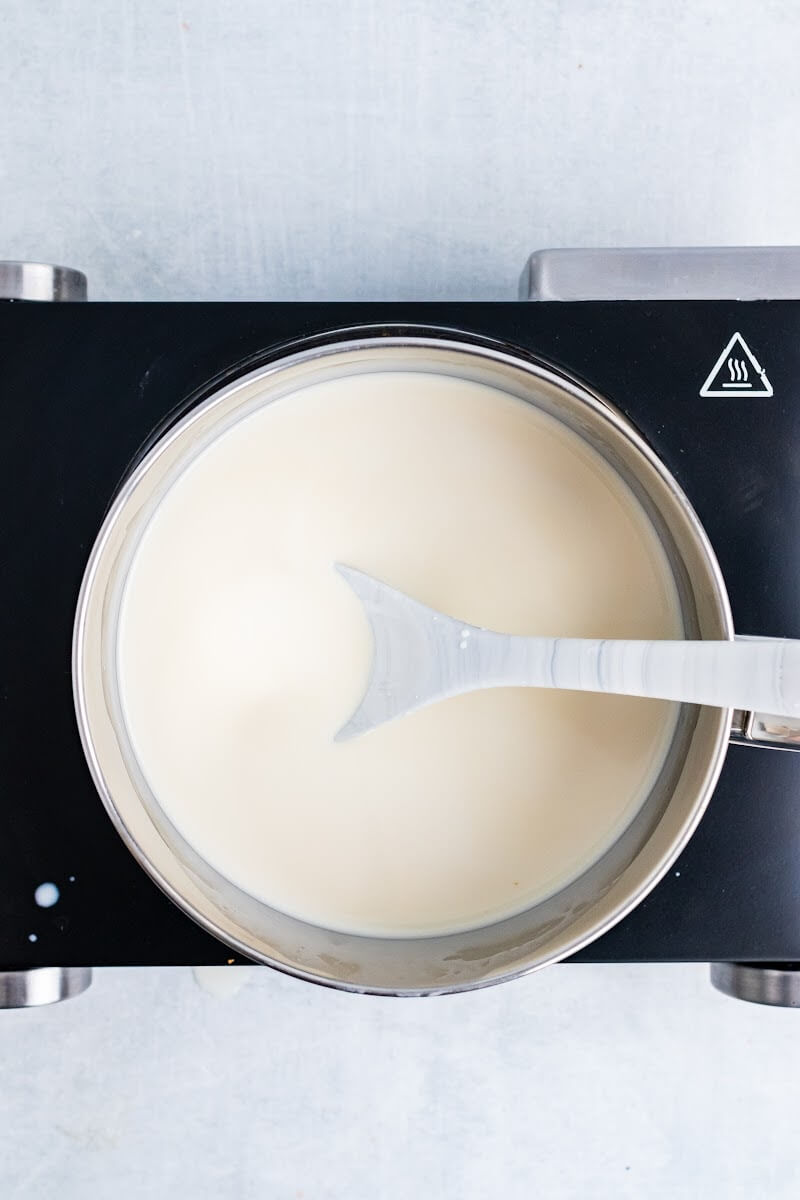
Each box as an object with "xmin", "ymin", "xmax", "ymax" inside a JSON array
[{"xmin": 117, "ymin": 369, "xmax": 682, "ymax": 936}]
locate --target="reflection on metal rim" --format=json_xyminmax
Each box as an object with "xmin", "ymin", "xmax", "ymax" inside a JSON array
[
  {"xmin": 0, "ymin": 967, "xmax": 93, "ymax": 1008},
  {"xmin": 711, "ymin": 962, "xmax": 800, "ymax": 1008},
  {"xmin": 0, "ymin": 260, "xmax": 87, "ymax": 302}
]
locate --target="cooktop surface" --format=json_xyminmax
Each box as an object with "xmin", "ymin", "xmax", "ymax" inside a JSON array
[{"xmin": 3, "ymin": 299, "xmax": 800, "ymax": 968}]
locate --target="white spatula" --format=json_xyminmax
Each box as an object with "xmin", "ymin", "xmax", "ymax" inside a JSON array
[{"xmin": 334, "ymin": 564, "xmax": 800, "ymax": 741}]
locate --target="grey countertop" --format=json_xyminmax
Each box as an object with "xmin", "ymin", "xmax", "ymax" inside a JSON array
[
  {"xmin": 3, "ymin": 1, "xmax": 800, "ymax": 1196},
  {"xmin": 5, "ymin": 0, "xmax": 800, "ymax": 304}
]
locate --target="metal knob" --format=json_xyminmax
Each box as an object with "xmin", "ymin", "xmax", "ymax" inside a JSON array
[
  {"xmin": 0, "ymin": 967, "xmax": 92, "ymax": 1009},
  {"xmin": 0, "ymin": 260, "xmax": 87, "ymax": 302},
  {"xmin": 710, "ymin": 962, "xmax": 800, "ymax": 1007}
]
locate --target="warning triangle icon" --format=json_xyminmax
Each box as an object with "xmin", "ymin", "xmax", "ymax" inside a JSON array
[{"xmin": 699, "ymin": 332, "xmax": 773, "ymax": 398}]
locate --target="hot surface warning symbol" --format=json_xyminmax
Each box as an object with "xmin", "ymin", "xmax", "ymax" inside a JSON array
[{"xmin": 699, "ymin": 331, "xmax": 773, "ymax": 398}]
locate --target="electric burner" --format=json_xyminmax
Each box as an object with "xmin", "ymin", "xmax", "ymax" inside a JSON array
[{"xmin": 3, "ymin": 248, "xmax": 800, "ymax": 1008}]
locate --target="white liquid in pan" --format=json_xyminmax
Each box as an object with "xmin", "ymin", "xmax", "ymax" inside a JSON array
[{"xmin": 117, "ymin": 369, "xmax": 682, "ymax": 937}]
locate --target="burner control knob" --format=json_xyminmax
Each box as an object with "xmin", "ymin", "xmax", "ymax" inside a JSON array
[
  {"xmin": 710, "ymin": 962, "xmax": 800, "ymax": 1007},
  {"xmin": 0, "ymin": 967, "xmax": 92, "ymax": 1009},
  {"xmin": 0, "ymin": 260, "xmax": 87, "ymax": 302}
]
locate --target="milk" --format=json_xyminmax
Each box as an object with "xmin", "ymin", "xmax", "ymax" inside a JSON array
[{"xmin": 117, "ymin": 369, "xmax": 682, "ymax": 937}]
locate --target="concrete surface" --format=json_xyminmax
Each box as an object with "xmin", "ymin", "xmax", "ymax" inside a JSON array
[{"xmin": 4, "ymin": 964, "xmax": 799, "ymax": 1199}]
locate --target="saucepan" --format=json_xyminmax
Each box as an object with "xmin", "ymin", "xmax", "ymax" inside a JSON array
[{"xmin": 73, "ymin": 331, "xmax": 737, "ymax": 994}]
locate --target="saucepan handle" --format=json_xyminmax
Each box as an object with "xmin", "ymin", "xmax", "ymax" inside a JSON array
[{"xmin": 729, "ymin": 637, "xmax": 800, "ymax": 752}]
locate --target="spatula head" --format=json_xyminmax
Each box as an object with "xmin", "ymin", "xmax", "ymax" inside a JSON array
[{"xmin": 334, "ymin": 564, "xmax": 469, "ymax": 741}]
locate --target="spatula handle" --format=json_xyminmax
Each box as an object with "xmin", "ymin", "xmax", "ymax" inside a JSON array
[{"xmin": 479, "ymin": 634, "xmax": 800, "ymax": 717}]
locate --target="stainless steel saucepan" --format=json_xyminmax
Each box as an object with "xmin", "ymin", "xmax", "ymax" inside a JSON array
[{"xmin": 73, "ymin": 332, "xmax": 741, "ymax": 995}]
